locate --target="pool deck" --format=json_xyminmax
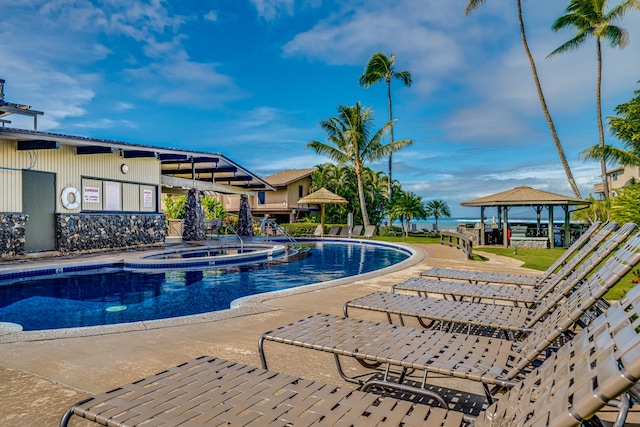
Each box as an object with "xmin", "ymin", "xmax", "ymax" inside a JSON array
[{"xmin": 0, "ymin": 242, "xmax": 637, "ymax": 426}]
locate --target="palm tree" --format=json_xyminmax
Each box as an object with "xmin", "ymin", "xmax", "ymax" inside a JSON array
[
  {"xmin": 308, "ymin": 102, "xmax": 412, "ymax": 227},
  {"xmin": 582, "ymin": 80, "xmax": 640, "ymax": 166},
  {"xmin": 549, "ymin": 0, "xmax": 638, "ymax": 199},
  {"xmin": 388, "ymin": 191, "xmax": 428, "ymax": 237},
  {"xmin": 425, "ymin": 199, "xmax": 451, "ymax": 231},
  {"xmin": 466, "ymin": 0, "xmax": 582, "ymax": 198},
  {"xmin": 359, "ymin": 53, "xmax": 412, "ymax": 199}
]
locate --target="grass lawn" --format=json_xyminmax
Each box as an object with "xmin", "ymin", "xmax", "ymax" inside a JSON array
[{"xmin": 374, "ymin": 234, "xmax": 637, "ymax": 300}]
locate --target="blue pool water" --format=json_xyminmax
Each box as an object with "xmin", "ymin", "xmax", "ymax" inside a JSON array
[{"xmin": 0, "ymin": 242, "xmax": 409, "ymax": 331}]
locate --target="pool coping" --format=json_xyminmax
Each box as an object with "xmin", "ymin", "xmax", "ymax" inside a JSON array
[{"xmin": 0, "ymin": 239, "xmax": 425, "ymax": 343}]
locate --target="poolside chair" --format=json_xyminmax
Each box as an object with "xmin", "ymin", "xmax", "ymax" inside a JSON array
[
  {"xmin": 259, "ymin": 233, "xmax": 640, "ymax": 404},
  {"xmin": 60, "ymin": 298, "xmax": 640, "ymax": 427},
  {"xmin": 351, "ymin": 224, "xmax": 363, "ymax": 237},
  {"xmin": 362, "ymin": 224, "xmax": 375, "ymax": 238},
  {"xmin": 422, "ymin": 220, "xmax": 604, "ymax": 286},
  {"xmin": 326, "ymin": 225, "xmax": 340, "ymax": 237},
  {"xmin": 338, "ymin": 225, "xmax": 351, "ymax": 238},
  {"xmin": 303, "ymin": 224, "xmax": 323, "ymax": 237},
  {"xmin": 344, "ymin": 223, "xmax": 637, "ymax": 336},
  {"xmin": 390, "ymin": 222, "xmax": 635, "ymax": 307}
]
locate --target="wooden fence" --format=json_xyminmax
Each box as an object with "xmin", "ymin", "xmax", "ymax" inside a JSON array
[{"xmin": 440, "ymin": 230, "xmax": 473, "ymax": 258}]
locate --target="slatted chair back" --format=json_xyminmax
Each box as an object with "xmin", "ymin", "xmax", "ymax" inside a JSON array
[
  {"xmin": 532, "ymin": 221, "xmax": 615, "ymax": 292},
  {"xmin": 351, "ymin": 225, "xmax": 363, "ymax": 237},
  {"xmin": 535, "ymin": 220, "xmax": 603, "ymax": 283},
  {"xmin": 525, "ymin": 222, "xmax": 637, "ymax": 327},
  {"xmin": 510, "ymin": 229, "xmax": 640, "ymax": 379},
  {"xmin": 326, "ymin": 225, "xmax": 340, "ymax": 237},
  {"xmin": 476, "ymin": 282, "xmax": 640, "ymax": 427},
  {"xmin": 362, "ymin": 225, "xmax": 376, "ymax": 238},
  {"xmin": 338, "ymin": 226, "xmax": 351, "ymax": 237}
]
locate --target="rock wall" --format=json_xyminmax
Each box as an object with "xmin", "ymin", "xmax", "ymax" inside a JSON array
[
  {"xmin": 0, "ymin": 214, "xmax": 28, "ymax": 259},
  {"xmin": 182, "ymin": 188, "xmax": 205, "ymax": 241},
  {"xmin": 57, "ymin": 213, "xmax": 165, "ymax": 252},
  {"xmin": 457, "ymin": 226, "xmax": 480, "ymax": 246},
  {"xmin": 237, "ymin": 194, "xmax": 254, "ymax": 236}
]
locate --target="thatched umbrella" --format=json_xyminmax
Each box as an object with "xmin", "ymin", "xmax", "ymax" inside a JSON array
[{"xmin": 298, "ymin": 187, "xmax": 348, "ymax": 236}]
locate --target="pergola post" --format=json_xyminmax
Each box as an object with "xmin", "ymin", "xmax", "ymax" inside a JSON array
[
  {"xmin": 503, "ymin": 207, "xmax": 509, "ymax": 247},
  {"xmin": 563, "ymin": 206, "xmax": 570, "ymax": 247},
  {"xmin": 548, "ymin": 205, "xmax": 554, "ymax": 249},
  {"xmin": 480, "ymin": 206, "xmax": 485, "ymax": 245}
]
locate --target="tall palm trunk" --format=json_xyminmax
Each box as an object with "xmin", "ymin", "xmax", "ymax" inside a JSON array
[
  {"xmin": 355, "ymin": 163, "xmax": 371, "ymax": 227},
  {"xmin": 517, "ymin": 0, "xmax": 582, "ymax": 198},
  {"xmin": 386, "ymin": 77, "xmax": 394, "ymax": 200},
  {"xmin": 596, "ymin": 40, "xmax": 609, "ymax": 198}
]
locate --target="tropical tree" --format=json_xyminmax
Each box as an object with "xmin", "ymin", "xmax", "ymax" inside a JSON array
[
  {"xmin": 611, "ymin": 183, "xmax": 640, "ymax": 223},
  {"xmin": 359, "ymin": 53, "xmax": 412, "ymax": 199},
  {"xmin": 308, "ymin": 102, "xmax": 412, "ymax": 227},
  {"xmin": 571, "ymin": 194, "xmax": 611, "ymax": 223},
  {"xmin": 549, "ymin": 0, "xmax": 639, "ymax": 199},
  {"xmin": 387, "ymin": 191, "xmax": 428, "ymax": 237},
  {"xmin": 582, "ymin": 80, "xmax": 640, "ymax": 166},
  {"xmin": 425, "ymin": 199, "xmax": 451, "ymax": 231},
  {"xmin": 466, "ymin": 0, "xmax": 582, "ymax": 198}
]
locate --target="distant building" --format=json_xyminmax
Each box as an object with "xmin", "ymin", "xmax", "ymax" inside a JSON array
[
  {"xmin": 593, "ymin": 165, "xmax": 640, "ymax": 199},
  {"xmin": 223, "ymin": 168, "xmax": 316, "ymax": 223}
]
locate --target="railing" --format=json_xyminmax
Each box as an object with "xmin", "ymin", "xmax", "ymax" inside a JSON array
[
  {"xmin": 220, "ymin": 223, "xmax": 244, "ymax": 251},
  {"xmin": 263, "ymin": 220, "xmax": 302, "ymax": 251},
  {"xmin": 440, "ymin": 231, "xmax": 473, "ymax": 258}
]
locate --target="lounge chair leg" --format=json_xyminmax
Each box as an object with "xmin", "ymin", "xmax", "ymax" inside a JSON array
[
  {"xmin": 360, "ymin": 380, "xmax": 449, "ymax": 409},
  {"xmin": 417, "ymin": 317, "xmax": 437, "ymax": 329},
  {"xmin": 610, "ymin": 393, "xmax": 631, "ymax": 427},
  {"xmin": 258, "ymin": 333, "xmax": 269, "ymax": 369},
  {"xmin": 59, "ymin": 398, "xmax": 93, "ymax": 427},
  {"xmin": 333, "ymin": 354, "xmax": 364, "ymax": 385}
]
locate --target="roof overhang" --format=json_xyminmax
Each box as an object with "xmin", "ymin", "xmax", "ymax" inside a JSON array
[{"xmin": 0, "ymin": 127, "xmax": 275, "ymax": 193}]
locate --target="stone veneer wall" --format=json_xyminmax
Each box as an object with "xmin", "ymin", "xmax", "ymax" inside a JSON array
[
  {"xmin": 457, "ymin": 225, "xmax": 480, "ymax": 246},
  {"xmin": 57, "ymin": 213, "xmax": 165, "ymax": 253},
  {"xmin": 182, "ymin": 188, "xmax": 205, "ymax": 241},
  {"xmin": 0, "ymin": 214, "xmax": 28, "ymax": 259}
]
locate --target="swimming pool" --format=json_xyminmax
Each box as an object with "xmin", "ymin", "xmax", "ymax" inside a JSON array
[{"xmin": 0, "ymin": 241, "xmax": 411, "ymax": 331}]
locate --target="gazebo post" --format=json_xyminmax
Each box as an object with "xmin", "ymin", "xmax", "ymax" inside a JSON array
[
  {"xmin": 503, "ymin": 207, "xmax": 509, "ymax": 247},
  {"xmin": 563, "ymin": 206, "xmax": 570, "ymax": 247},
  {"xmin": 548, "ymin": 205, "xmax": 555, "ymax": 249},
  {"xmin": 480, "ymin": 206, "xmax": 485, "ymax": 245}
]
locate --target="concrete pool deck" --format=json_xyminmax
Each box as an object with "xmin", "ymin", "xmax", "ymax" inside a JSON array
[{"xmin": 0, "ymin": 242, "xmax": 637, "ymax": 426}]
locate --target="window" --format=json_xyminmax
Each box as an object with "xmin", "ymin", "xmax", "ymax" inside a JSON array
[
  {"xmin": 612, "ymin": 172, "xmax": 618, "ymax": 181},
  {"xmin": 298, "ymin": 185, "xmax": 304, "ymax": 198},
  {"xmin": 258, "ymin": 191, "xmax": 265, "ymax": 205}
]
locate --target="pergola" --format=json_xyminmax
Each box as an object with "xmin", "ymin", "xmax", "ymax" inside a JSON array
[{"xmin": 461, "ymin": 186, "xmax": 590, "ymax": 248}]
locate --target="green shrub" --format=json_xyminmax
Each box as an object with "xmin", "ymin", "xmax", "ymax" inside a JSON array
[
  {"xmin": 163, "ymin": 195, "xmax": 186, "ymax": 220},
  {"xmin": 280, "ymin": 223, "xmax": 325, "ymax": 237},
  {"xmin": 202, "ymin": 196, "xmax": 226, "ymax": 220},
  {"xmin": 379, "ymin": 225, "xmax": 402, "ymax": 237}
]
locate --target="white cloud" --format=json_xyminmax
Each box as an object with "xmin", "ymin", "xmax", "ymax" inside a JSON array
[
  {"xmin": 204, "ymin": 10, "xmax": 219, "ymax": 22},
  {"xmin": 250, "ymin": 0, "xmax": 295, "ymax": 20}
]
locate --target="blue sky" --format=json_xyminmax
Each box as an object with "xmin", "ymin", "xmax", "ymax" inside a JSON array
[{"xmin": 2, "ymin": 0, "xmax": 640, "ymax": 218}]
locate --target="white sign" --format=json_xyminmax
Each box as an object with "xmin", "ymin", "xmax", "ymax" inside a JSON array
[
  {"xmin": 83, "ymin": 186, "xmax": 100, "ymax": 204},
  {"xmin": 143, "ymin": 189, "xmax": 153, "ymax": 208},
  {"xmin": 105, "ymin": 181, "xmax": 121, "ymax": 210}
]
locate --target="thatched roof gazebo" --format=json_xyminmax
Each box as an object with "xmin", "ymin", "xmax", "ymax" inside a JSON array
[
  {"xmin": 461, "ymin": 186, "xmax": 590, "ymax": 248},
  {"xmin": 298, "ymin": 187, "xmax": 348, "ymax": 237}
]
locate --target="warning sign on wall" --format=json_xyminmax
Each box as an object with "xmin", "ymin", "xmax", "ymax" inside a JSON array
[{"xmin": 83, "ymin": 186, "xmax": 100, "ymax": 203}]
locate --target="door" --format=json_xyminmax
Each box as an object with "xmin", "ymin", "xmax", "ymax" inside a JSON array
[{"xmin": 22, "ymin": 170, "xmax": 56, "ymax": 252}]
